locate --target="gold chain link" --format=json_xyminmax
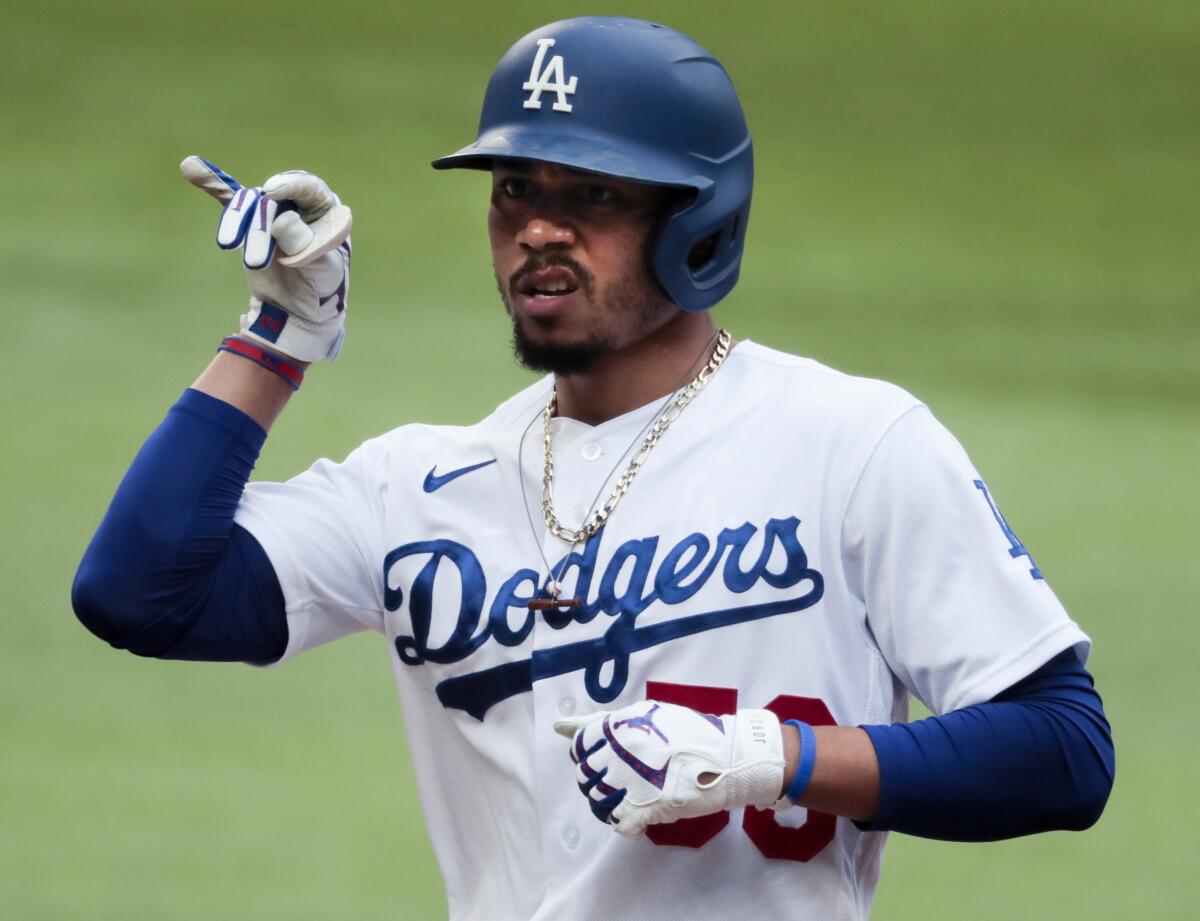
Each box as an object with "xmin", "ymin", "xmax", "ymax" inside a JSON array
[{"xmin": 541, "ymin": 328, "xmax": 732, "ymax": 543}]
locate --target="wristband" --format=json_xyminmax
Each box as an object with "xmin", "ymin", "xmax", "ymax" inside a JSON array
[
  {"xmin": 218, "ymin": 336, "xmax": 304, "ymax": 390},
  {"xmin": 783, "ymin": 720, "xmax": 817, "ymax": 803}
]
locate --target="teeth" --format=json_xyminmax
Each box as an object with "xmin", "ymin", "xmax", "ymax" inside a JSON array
[{"xmin": 531, "ymin": 279, "xmax": 571, "ymax": 295}]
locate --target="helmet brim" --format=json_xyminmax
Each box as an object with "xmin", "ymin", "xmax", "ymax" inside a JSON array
[{"xmin": 432, "ymin": 124, "xmax": 716, "ymax": 193}]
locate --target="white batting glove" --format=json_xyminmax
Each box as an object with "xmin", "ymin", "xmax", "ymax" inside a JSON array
[
  {"xmin": 180, "ymin": 156, "xmax": 352, "ymax": 362},
  {"xmin": 554, "ymin": 701, "xmax": 786, "ymax": 839}
]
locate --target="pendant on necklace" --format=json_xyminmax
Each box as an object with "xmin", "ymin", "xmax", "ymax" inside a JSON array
[
  {"xmin": 527, "ymin": 579, "xmax": 581, "ymax": 611},
  {"xmin": 527, "ymin": 597, "xmax": 582, "ymax": 611}
]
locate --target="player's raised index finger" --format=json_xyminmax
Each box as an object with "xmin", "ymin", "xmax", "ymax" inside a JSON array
[{"xmin": 180, "ymin": 155, "xmax": 242, "ymax": 205}]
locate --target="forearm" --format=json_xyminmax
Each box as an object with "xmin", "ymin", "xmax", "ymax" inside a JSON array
[
  {"xmin": 780, "ymin": 724, "xmax": 880, "ymax": 822},
  {"xmin": 777, "ymin": 650, "xmax": 1114, "ymax": 840},
  {"xmin": 193, "ymin": 349, "xmax": 307, "ymax": 431}
]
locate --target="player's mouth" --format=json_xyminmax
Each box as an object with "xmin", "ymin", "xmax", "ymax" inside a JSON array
[{"xmin": 515, "ymin": 266, "xmax": 583, "ymax": 318}]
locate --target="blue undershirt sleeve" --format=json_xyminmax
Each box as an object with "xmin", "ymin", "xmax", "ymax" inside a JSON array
[
  {"xmin": 72, "ymin": 388, "xmax": 288, "ymax": 664},
  {"xmin": 859, "ymin": 648, "xmax": 1114, "ymax": 841}
]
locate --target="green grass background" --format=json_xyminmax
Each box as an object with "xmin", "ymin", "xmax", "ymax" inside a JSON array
[{"xmin": 2, "ymin": 0, "xmax": 1196, "ymax": 917}]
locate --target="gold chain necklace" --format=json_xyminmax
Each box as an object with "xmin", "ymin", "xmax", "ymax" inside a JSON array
[{"xmin": 540, "ymin": 328, "xmax": 732, "ymax": 544}]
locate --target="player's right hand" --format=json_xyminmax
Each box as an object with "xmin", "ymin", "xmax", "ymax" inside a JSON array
[{"xmin": 180, "ymin": 155, "xmax": 352, "ymax": 362}]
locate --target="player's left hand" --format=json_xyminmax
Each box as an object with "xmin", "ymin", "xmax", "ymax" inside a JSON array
[{"xmin": 554, "ymin": 700, "xmax": 786, "ymax": 839}]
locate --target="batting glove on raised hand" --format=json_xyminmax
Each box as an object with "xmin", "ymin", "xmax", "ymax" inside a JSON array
[
  {"xmin": 554, "ymin": 701, "xmax": 786, "ymax": 839},
  {"xmin": 180, "ymin": 155, "xmax": 352, "ymax": 362}
]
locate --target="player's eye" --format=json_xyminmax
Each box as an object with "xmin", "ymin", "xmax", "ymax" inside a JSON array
[
  {"xmin": 499, "ymin": 177, "xmax": 531, "ymax": 198},
  {"xmin": 579, "ymin": 184, "xmax": 617, "ymax": 205}
]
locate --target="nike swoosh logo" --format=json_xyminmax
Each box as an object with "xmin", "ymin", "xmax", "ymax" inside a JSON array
[{"xmin": 423, "ymin": 459, "xmax": 497, "ymax": 493}]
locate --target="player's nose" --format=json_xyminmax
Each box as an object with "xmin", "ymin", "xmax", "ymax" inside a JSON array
[{"xmin": 516, "ymin": 216, "xmax": 575, "ymax": 251}]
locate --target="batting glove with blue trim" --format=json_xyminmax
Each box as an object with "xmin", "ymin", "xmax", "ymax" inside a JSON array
[
  {"xmin": 181, "ymin": 156, "xmax": 351, "ymax": 362},
  {"xmin": 554, "ymin": 701, "xmax": 786, "ymax": 839}
]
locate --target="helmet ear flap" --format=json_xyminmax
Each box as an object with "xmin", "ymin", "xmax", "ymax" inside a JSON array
[
  {"xmin": 653, "ymin": 188, "xmax": 721, "ymax": 272},
  {"xmin": 652, "ymin": 182, "xmax": 751, "ymax": 312}
]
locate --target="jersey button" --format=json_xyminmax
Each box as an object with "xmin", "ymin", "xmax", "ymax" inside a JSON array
[
  {"xmin": 558, "ymin": 697, "xmax": 576, "ymax": 716},
  {"xmin": 562, "ymin": 825, "xmax": 580, "ymax": 849},
  {"xmin": 581, "ymin": 442, "xmax": 603, "ymax": 461}
]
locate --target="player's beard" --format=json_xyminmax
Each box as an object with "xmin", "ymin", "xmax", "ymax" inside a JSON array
[
  {"xmin": 510, "ymin": 326, "xmax": 608, "ymax": 376},
  {"xmin": 500, "ymin": 254, "xmax": 672, "ymax": 376}
]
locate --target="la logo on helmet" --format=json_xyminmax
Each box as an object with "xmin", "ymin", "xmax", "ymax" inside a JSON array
[{"xmin": 522, "ymin": 38, "xmax": 577, "ymax": 112}]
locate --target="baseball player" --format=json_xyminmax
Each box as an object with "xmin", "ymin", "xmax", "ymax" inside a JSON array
[{"xmin": 73, "ymin": 17, "xmax": 1113, "ymax": 921}]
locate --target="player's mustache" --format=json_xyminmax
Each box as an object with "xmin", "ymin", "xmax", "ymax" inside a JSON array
[{"xmin": 509, "ymin": 254, "xmax": 592, "ymax": 295}]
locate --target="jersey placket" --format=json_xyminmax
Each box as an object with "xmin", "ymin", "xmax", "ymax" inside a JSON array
[{"xmin": 529, "ymin": 417, "xmax": 624, "ymax": 894}]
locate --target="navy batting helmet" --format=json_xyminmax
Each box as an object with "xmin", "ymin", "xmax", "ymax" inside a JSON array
[{"xmin": 433, "ymin": 16, "xmax": 753, "ymax": 313}]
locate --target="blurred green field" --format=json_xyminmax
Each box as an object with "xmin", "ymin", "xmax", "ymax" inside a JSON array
[{"xmin": 2, "ymin": 0, "xmax": 1196, "ymax": 917}]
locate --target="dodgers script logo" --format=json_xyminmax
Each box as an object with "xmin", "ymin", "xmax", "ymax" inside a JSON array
[
  {"xmin": 384, "ymin": 516, "xmax": 824, "ymax": 720},
  {"xmin": 523, "ymin": 37, "xmax": 578, "ymax": 112}
]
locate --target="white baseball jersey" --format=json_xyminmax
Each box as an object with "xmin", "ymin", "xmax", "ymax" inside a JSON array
[{"xmin": 234, "ymin": 341, "xmax": 1089, "ymax": 921}]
